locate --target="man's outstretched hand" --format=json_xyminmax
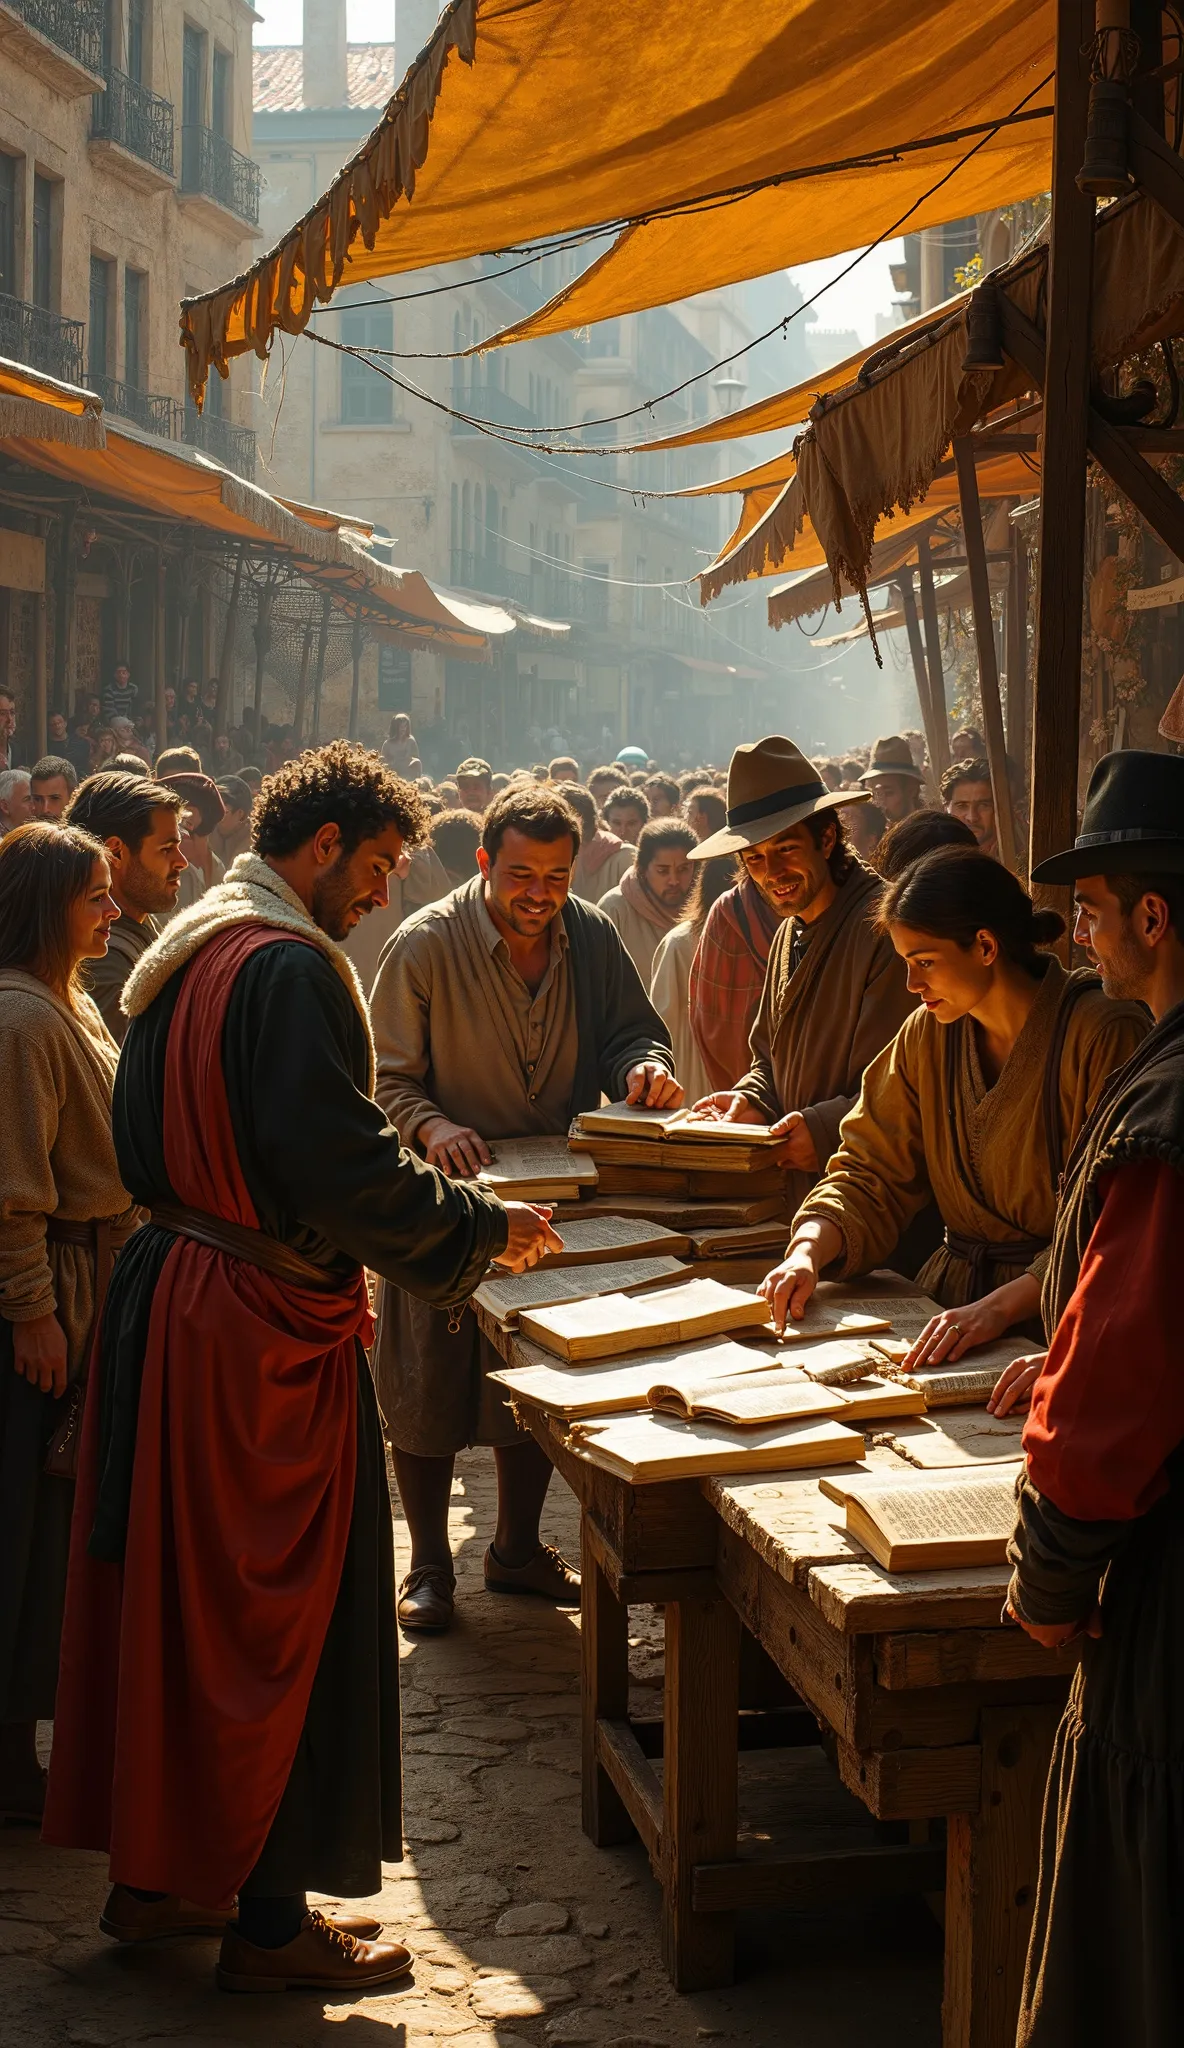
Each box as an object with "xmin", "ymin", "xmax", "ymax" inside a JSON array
[
  {"xmin": 625, "ymin": 1062, "xmax": 683, "ymax": 1108},
  {"xmin": 494, "ymin": 1202, "xmax": 564, "ymax": 1273},
  {"xmin": 423, "ymin": 1118, "xmax": 493, "ymax": 1178}
]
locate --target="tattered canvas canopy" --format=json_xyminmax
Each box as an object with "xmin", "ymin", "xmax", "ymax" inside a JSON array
[
  {"xmin": 697, "ymin": 191, "xmax": 1184, "ymax": 609},
  {"xmin": 180, "ymin": 0, "xmax": 1054, "ymax": 405}
]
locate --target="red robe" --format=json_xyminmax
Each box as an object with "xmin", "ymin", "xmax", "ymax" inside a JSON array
[{"xmin": 44, "ymin": 925, "xmax": 373, "ymax": 1907}]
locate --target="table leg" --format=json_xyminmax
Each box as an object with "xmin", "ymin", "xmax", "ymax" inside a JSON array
[
  {"xmin": 942, "ymin": 1702, "xmax": 1062, "ymax": 2048},
  {"xmin": 661, "ymin": 1590, "xmax": 741, "ymax": 1990},
  {"xmin": 580, "ymin": 1513, "xmax": 633, "ymax": 1846}
]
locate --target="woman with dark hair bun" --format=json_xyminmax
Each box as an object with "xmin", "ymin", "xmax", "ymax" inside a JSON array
[
  {"xmin": 0, "ymin": 823, "xmax": 138, "ymax": 1821},
  {"xmin": 759, "ymin": 847, "xmax": 1148, "ymax": 1389}
]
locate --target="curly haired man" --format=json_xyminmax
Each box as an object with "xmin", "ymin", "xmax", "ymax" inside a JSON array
[{"xmin": 45, "ymin": 743, "xmax": 558, "ymax": 1995}]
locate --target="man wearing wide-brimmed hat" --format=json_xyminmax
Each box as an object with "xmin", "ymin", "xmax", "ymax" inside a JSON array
[
  {"xmin": 1002, "ymin": 751, "xmax": 1184, "ymax": 2048},
  {"xmin": 859, "ymin": 734, "xmax": 927, "ymax": 823},
  {"xmin": 689, "ymin": 736, "xmax": 916, "ymax": 1195}
]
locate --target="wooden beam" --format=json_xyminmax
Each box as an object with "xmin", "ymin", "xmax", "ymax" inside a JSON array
[
  {"xmin": 311, "ymin": 593, "xmax": 331, "ymax": 744},
  {"xmin": 953, "ymin": 438, "xmax": 1018, "ymax": 868},
  {"xmin": 1005, "ymin": 524, "xmax": 1030, "ymax": 770},
  {"xmin": 1001, "ymin": 298, "xmax": 1184, "ymax": 564},
  {"xmin": 915, "ymin": 528, "xmax": 951, "ymax": 775},
  {"xmin": 348, "ymin": 601, "xmax": 364, "ymax": 741},
  {"xmin": 692, "ymin": 1841, "xmax": 947, "ymax": 1914},
  {"xmin": 292, "ymin": 618, "xmax": 313, "ymax": 744},
  {"xmin": 1028, "ymin": 0, "xmax": 1095, "ymax": 885},
  {"xmin": 215, "ymin": 542, "xmax": 245, "ymax": 739},
  {"xmin": 896, "ymin": 573, "xmax": 942, "ymax": 781},
  {"xmin": 153, "ymin": 549, "xmax": 167, "ymax": 756},
  {"xmin": 252, "ymin": 581, "xmax": 273, "ymax": 741},
  {"xmin": 51, "ymin": 501, "xmax": 76, "ymax": 719}
]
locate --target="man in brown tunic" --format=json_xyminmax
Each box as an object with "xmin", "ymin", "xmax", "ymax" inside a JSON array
[
  {"xmin": 371, "ymin": 784, "xmax": 680, "ymax": 1632},
  {"xmin": 693, "ymin": 736, "xmax": 916, "ymax": 1205},
  {"xmin": 66, "ymin": 773, "xmax": 187, "ymax": 1044}
]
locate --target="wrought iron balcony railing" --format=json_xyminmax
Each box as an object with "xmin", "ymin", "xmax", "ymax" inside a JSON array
[
  {"xmin": 180, "ymin": 407, "xmax": 256, "ymax": 480},
  {"xmin": 180, "ymin": 124, "xmax": 260, "ymax": 227},
  {"xmin": 0, "ymin": 291, "xmax": 86, "ymax": 387},
  {"xmin": 91, "ymin": 69, "xmax": 174, "ymax": 179},
  {"xmin": 449, "ymin": 381, "xmax": 542, "ymax": 435},
  {"xmin": 92, "ymin": 375, "xmax": 176, "ymax": 439},
  {"xmin": 449, "ymin": 550, "xmax": 533, "ymax": 606},
  {"xmin": 8, "ymin": 0, "xmax": 104, "ymax": 76}
]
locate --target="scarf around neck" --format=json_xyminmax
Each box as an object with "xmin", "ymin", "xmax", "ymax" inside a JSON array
[
  {"xmin": 121, "ymin": 852, "xmax": 375, "ymax": 1088},
  {"xmin": 619, "ymin": 863, "xmax": 685, "ymax": 935}
]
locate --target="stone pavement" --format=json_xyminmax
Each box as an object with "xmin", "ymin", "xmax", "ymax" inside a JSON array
[{"xmin": 1, "ymin": 1452, "xmax": 942, "ymax": 2047}]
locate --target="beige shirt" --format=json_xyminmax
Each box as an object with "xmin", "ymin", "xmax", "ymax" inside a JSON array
[
  {"xmin": 372, "ymin": 874, "xmax": 578, "ymax": 1144},
  {"xmin": 0, "ymin": 972, "xmax": 137, "ymax": 1370}
]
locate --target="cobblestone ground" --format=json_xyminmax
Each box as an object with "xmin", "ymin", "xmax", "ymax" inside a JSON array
[{"xmin": 1, "ymin": 1454, "xmax": 942, "ymax": 2047}]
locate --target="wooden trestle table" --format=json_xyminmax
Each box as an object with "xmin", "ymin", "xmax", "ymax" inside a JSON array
[{"xmin": 474, "ymin": 1274, "xmax": 1077, "ymax": 2047}]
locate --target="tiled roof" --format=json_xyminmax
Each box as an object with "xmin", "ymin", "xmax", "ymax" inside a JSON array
[{"xmin": 253, "ymin": 43, "xmax": 397, "ymax": 114}]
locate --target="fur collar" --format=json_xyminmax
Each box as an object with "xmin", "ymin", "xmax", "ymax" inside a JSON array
[{"xmin": 122, "ymin": 852, "xmax": 375, "ymax": 1087}]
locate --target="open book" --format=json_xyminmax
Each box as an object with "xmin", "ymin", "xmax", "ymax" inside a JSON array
[
  {"xmin": 574, "ymin": 1104, "xmax": 784, "ymax": 1146},
  {"xmin": 647, "ymin": 1369, "xmax": 925, "ymax": 1428},
  {"xmin": 490, "ymin": 1337, "xmax": 775, "ymax": 1421},
  {"xmin": 786, "ymin": 1336, "xmax": 889, "ymax": 1384},
  {"xmin": 575, "ymin": 1136, "xmax": 788, "ymax": 1177},
  {"xmin": 771, "ymin": 1302, "xmax": 895, "ymax": 1348},
  {"xmin": 835, "ymin": 1465, "xmax": 1023, "ymax": 1571},
  {"xmin": 875, "ymin": 1410, "xmax": 1027, "ymax": 1469},
  {"xmin": 520, "ymin": 1275, "xmax": 772, "ymax": 1362},
  {"xmin": 551, "ymin": 1192, "xmax": 789, "ymax": 1228},
  {"xmin": 532, "ymin": 1215, "xmax": 692, "ymax": 1267},
  {"xmin": 880, "ymin": 1335, "xmax": 1035, "ymax": 1409},
  {"xmin": 568, "ymin": 1408, "xmax": 865, "ymax": 1483},
  {"xmin": 474, "ymin": 1255, "xmax": 687, "ymax": 1330},
  {"xmin": 474, "ymin": 1137, "xmax": 597, "ymax": 1201}
]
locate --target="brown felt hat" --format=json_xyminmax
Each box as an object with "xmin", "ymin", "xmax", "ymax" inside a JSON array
[
  {"xmin": 690, "ymin": 735, "xmax": 869, "ymax": 859},
  {"xmin": 859, "ymin": 735, "xmax": 926, "ymax": 784}
]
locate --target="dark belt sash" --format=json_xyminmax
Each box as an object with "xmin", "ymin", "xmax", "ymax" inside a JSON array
[
  {"xmin": 43, "ymin": 1214, "xmax": 139, "ymax": 1479},
  {"xmin": 149, "ymin": 1201, "xmax": 353, "ymax": 1295},
  {"xmin": 942, "ymin": 1225, "xmax": 1048, "ymax": 1300}
]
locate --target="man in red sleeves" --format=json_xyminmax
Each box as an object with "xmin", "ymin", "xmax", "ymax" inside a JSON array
[
  {"xmin": 44, "ymin": 743, "xmax": 557, "ymax": 1994},
  {"xmin": 1002, "ymin": 751, "xmax": 1184, "ymax": 2047}
]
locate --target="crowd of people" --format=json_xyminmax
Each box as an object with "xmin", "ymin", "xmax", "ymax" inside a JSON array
[{"xmin": 0, "ymin": 689, "xmax": 1182, "ymax": 2040}]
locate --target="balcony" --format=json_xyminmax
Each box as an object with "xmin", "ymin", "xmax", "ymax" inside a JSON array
[
  {"xmin": 449, "ymin": 549, "xmax": 590, "ymax": 624},
  {"xmin": 0, "ymin": 291, "xmax": 85, "ymax": 386},
  {"xmin": 179, "ymin": 125, "xmax": 260, "ymax": 231},
  {"xmin": 0, "ymin": 0, "xmax": 104, "ymax": 96},
  {"xmin": 450, "ymin": 550, "xmax": 533, "ymax": 607},
  {"xmin": 180, "ymin": 407, "xmax": 256, "ymax": 480},
  {"xmin": 92, "ymin": 375, "xmax": 177, "ymax": 439},
  {"xmin": 92, "ymin": 374, "xmax": 256, "ymax": 481},
  {"xmin": 90, "ymin": 70, "xmax": 175, "ymax": 192}
]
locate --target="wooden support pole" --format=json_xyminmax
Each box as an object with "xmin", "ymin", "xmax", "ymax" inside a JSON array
[
  {"xmin": 348, "ymin": 601, "xmax": 363, "ymax": 742},
  {"xmin": 311, "ymin": 594, "xmax": 331, "ymax": 744},
  {"xmin": 215, "ymin": 543, "xmax": 245, "ymax": 739},
  {"xmin": 662, "ymin": 1593, "xmax": 740, "ymax": 1991},
  {"xmin": 199, "ymin": 578, "xmax": 215, "ymax": 691},
  {"xmin": 897, "ymin": 575, "xmax": 944, "ymax": 791},
  {"xmin": 154, "ymin": 549, "xmax": 168, "ymax": 757},
  {"xmin": 953, "ymin": 437, "xmax": 1018, "ymax": 870},
  {"xmin": 292, "ymin": 617, "xmax": 313, "ymax": 744},
  {"xmin": 1005, "ymin": 525, "xmax": 1030, "ymax": 771},
  {"xmin": 579, "ymin": 1518, "xmax": 633, "ymax": 1847},
  {"xmin": 33, "ymin": 595, "xmax": 48, "ymax": 761},
  {"xmin": 915, "ymin": 528, "xmax": 950, "ymax": 775},
  {"xmin": 51, "ymin": 502, "xmax": 76, "ymax": 719},
  {"xmin": 252, "ymin": 582, "xmax": 273, "ymax": 742},
  {"xmin": 1030, "ymin": 0, "xmax": 1095, "ymax": 885}
]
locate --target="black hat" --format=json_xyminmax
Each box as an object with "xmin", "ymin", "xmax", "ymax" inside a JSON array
[{"xmin": 1030, "ymin": 750, "xmax": 1184, "ymax": 884}]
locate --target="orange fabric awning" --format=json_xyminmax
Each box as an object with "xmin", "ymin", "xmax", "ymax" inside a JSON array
[
  {"xmin": 179, "ymin": 0, "xmax": 1054, "ymax": 406},
  {"xmin": 0, "ymin": 355, "xmax": 105, "ymax": 448}
]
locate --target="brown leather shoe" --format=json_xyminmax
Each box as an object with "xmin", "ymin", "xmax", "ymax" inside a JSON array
[
  {"xmin": 216, "ymin": 1909, "xmax": 413, "ymax": 1993},
  {"xmin": 308, "ymin": 1912, "xmax": 385, "ymax": 1941},
  {"xmin": 100, "ymin": 1885, "xmax": 228, "ymax": 1942},
  {"xmin": 397, "ymin": 1564, "xmax": 455, "ymax": 1634},
  {"xmin": 484, "ymin": 1542, "xmax": 581, "ymax": 1604}
]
